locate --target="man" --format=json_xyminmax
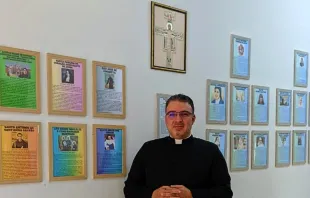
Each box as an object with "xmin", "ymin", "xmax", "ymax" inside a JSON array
[
  {"xmin": 12, "ymin": 133, "xmax": 28, "ymax": 148},
  {"xmin": 123, "ymin": 94, "xmax": 233, "ymax": 198}
]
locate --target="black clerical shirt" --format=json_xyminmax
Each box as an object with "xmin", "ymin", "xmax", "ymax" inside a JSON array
[{"xmin": 123, "ymin": 135, "xmax": 233, "ymax": 198}]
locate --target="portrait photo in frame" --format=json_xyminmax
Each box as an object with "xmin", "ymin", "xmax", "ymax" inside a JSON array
[
  {"xmin": 276, "ymin": 88, "xmax": 292, "ymax": 126},
  {"xmin": 251, "ymin": 85, "xmax": 269, "ymax": 125},
  {"xmin": 206, "ymin": 129, "xmax": 227, "ymax": 160},
  {"xmin": 275, "ymin": 130, "xmax": 291, "ymax": 168},
  {"xmin": 251, "ymin": 131, "xmax": 269, "ymax": 170},
  {"xmin": 156, "ymin": 93, "xmax": 171, "ymax": 138},
  {"xmin": 230, "ymin": 130, "xmax": 249, "ymax": 172},
  {"xmin": 294, "ymin": 50, "xmax": 308, "ymax": 88},
  {"xmin": 293, "ymin": 90, "xmax": 307, "ymax": 126},
  {"xmin": 206, "ymin": 79, "xmax": 228, "ymax": 125},
  {"xmin": 230, "ymin": 34, "xmax": 251, "ymax": 79},
  {"xmin": 292, "ymin": 130, "xmax": 307, "ymax": 165},
  {"xmin": 151, "ymin": 1, "xmax": 187, "ymax": 73},
  {"xmin": 230, "ymin": 83, "xmax": 250, "ymax": 125}
]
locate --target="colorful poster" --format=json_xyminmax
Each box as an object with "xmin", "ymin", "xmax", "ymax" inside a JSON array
[
  {"xmin": 292, "ymin": 131, "xmax": 306, "ymax": 165},
  {"xmin": 94, "ymin": 125, "xmax": 125, "ymax": 178},
  {"xmin": 49, "ymin": 123, "xmax": 86, "ymax": 181},
  {"xmin": 294, "ymin": 50, "xmax": 308, "ymax": 87},
  {"xmin": 0, "ymin": 46, "xmax": 40, "ymax": 113},
  {"xmin": 276, "ymin": 131, "xmax": 291, "ymax": 167},
  {"xmin": 231, "ymin": 35, "xmax": 251, "ymax": 79},
  {"xmin": 276, "ymin": 89, "xmax": 292, "ymax": 126},
  {"xmin": 206, "ymin": 129, "xmax": 227, "ymax": 159},
  {"xmin": 157, "ymin": 93, "xmax": 171, "ymax": 138},
  {"xmin": 47, "ymin": 54, "xmax": 86, "ymax": 116},
  {"xmin": 252, "ymin": 131, "xmax": 268, "ymax": 169},
  {"xmin": 252, "ymin": 86, "xmax": 269, "ymax": 125},
  {"xmin": 0, "ymin": 122, "xmax": 41, "ymax": 183},
  {"xmin": 230, "ymin": 131, "xmax": 249, "ymax": 171},
  {"xmin": 230, "ymin": 83, "xmax": 249, "ymax": 125},
  {"xmin": 293, "ymin": 91, "xmax": 307, "ymax": 126}
]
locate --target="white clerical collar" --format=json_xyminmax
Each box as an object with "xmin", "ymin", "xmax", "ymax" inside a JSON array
[{"xmin": 170, "ymin": 134, "xmax": 191, "ymax": 144}]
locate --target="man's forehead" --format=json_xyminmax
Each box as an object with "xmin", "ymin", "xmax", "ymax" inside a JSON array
[{"xmin": 166, "ymin": 101, "xmax": 192, "ymax": 111}]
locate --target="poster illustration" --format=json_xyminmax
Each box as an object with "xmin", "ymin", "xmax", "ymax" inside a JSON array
[
  {"xmin": 276, "ymin": 89, "xmax": 292, "ymax": 126},
  {"xmin": 293, "ymin": 91, "xmax": 307, "ymax": 126},
  {"xmin": 230, "ymin": 131, "xmax": 249, "ymax": 171},
  {"xmin": 275, "ymin": 131, "xmax": 291, "ymax": 167},
  {"xmin": 294, "ymin": 50, "xmax": 308, "ymax": 87},
  {"xmin": 251, "ymin": 131, "xmax": 269, "ymax": 169},
  {"xmin": 292, "ymin": 130, "xmax": 306, "ymax": 165},
  {"xmin": 230, "ymin": 83, "xmax": 250, "ymax": 125},
  {"xmin": 251, "ymin": 86, "xmax": 269, "ymax": 125},
  {"xmin": 206, "ymin": 129, "xmax": 227, "ymax": 159}
]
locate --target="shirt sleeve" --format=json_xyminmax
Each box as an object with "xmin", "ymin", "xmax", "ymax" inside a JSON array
[
  {"xmin": 123, "ymin": 143, "xmax": 153, "ymax": 198},
  {"xmin": 190, "ymin": 145, "xmax": 233, "ymax": 198}
]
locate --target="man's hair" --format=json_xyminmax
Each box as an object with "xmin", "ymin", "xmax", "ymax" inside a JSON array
[
  {"xmin": 165, "ymin": 94, "xmax": 195, "ymax": 114},
  {"xmin": 17, "ymin": 133, "xmax": 22, "ymax": 137}
]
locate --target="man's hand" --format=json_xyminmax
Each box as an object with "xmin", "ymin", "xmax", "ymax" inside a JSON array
[
  {"xmin": 170, "ymin": 185, "xmax": 193, "ymax": 198},
  {"xmin": 152, "ymin": 186, "xmax": 182, "ymax": 198}
]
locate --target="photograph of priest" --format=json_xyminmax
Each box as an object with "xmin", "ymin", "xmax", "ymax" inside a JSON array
[{"xmin": 123, "ymin": 94, "xmax": 233, "ymax": 198}]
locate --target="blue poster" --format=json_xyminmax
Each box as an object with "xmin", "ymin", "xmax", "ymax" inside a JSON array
[
  {"xmin": 277, "ymin": 90, "xmax": 291, "ymax": 125},
  {"xmin": 207, "ymin": 131, "xmax": 226, "ymax": 158},
  {"xmin": 208, "ymin": 81, "xmax": 227, "ymax": 123},
  {"xmin": 231, "ymin": 133, "xmax": 248, "ymax": 169},
  {"xmin": 232, "ymin": 35, "xmax": 250, "ymax": 78},
  {"xmin": 253, "ymin": 133, "xmax": 268, "ymax": 167},
  {"xmin": 293, "ymin": 131, "xmax": 306, "ymax": 164},
  {"xmin": 276, "ymin": 132, "xmax": 290, "ymax": 165},
  {"xmin": 231, "ymin": 85, "xmax": 249, "ymax": 124},
  {"xmin": 294, "ymin": 51, "xmax": 308, "ymax": 87},
  {"xmin": 253, "ymin": 87, "xmax": 268, "ymax": 124},
  {"xmin": 294, "ymin": 92, "xmax": 307, "ymax": 125}
]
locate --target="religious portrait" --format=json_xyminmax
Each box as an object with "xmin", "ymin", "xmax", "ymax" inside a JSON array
[
  {"xmin": 58, "ymin": 135, "xmax": 79, "ymax": 152},
  {"xmin": 61, "ymin": 68, "xmax": 74, "ymax": 84},
  {"xmin": 11, "ymin": 132, "xmax": 29, "ymax": 149},
  {"xmin": 151, "ymin": 1, "xmax": 187, "ymax": 73},
  {"xmin": 104, "ymin": 133, "xmax": 116, "ymax": 150}
]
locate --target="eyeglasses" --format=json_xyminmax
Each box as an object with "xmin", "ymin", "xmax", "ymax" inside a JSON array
[{"xmin": 165, "ymin": 111, "xmax": 193, "ymax": 119}]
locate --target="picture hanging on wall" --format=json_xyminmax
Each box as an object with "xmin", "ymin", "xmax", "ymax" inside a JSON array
[
  {"xmin": 276, "ymin": 88, "xmax": 292, "ymax": 126},
  {"xmin": 294, "ymin": 50, "xmax": 308, "ymax": 88},
  {"xmin": 251, "ymin": 85, "xmax": 269, "ymax": 125},
  {"xmin": 206, "ymin": 79, "xmax": 228, "ymax": 125},
  {"xmin": 47, "ymin": 53, "xmax": 87, "ymax": 117},
  {"xmin": 151, "ymin": 1, "xmax": 187, "ymax": 73},
  {"xmin": 293, "ymin": 90, "xmax": 307, "ymax": 126},
  {"xmin": 292, "ymin": 130, "xmax": 307, "ymax": 165},
  {"xmin": 251, "ymin": 130, "xmax": 269, "ymax": 170},
  {"xmin": 230, "ymin": 34, "xmax": 251, "ymax": 79},
  {"xmin": 0, "ymin": 45, "xmax": 41, "ymax": 114},
  {"xmin": 230, "ymin": 83, "xmax": 250, "ymax": 125},
  {"xmin": 230, "ymin": 130, "xmax": 249, "ymax": 172},
  {"xmin": 206, "ymin": 129, "xmax": 227, "ymax": 160},
  {"xmin": 156, "ymin": 93, "xmax": 171, "ymax": 138},
  {"xmin": 275, "ymin": 130, "xmax": 291, "ymax": 167}
]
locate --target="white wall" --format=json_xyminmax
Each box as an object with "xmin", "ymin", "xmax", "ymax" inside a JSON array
[{"xmin": 0, "ymin": 0, "xmax": 310, "ymax": 197}]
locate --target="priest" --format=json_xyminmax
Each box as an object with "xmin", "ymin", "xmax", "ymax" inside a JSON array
[{"xmin": 123, "ymin": 94, "xmax": 233, "ymax": 198}]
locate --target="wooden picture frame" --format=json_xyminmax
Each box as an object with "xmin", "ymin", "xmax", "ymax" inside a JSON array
[
  {"xmin": 251, "ymin": 85, "xmax": 269, "ymax": 125},
  {"xmin": 230, "ymin": 83, "xmax": 250, "ymax": 125},
  {"xmin": 276, "ymin": 88, "xmax": 292, "ymax": 126},
  {"xmin": 93, "ymin": 124, "xmax": 126, "ymax": 178},
  {"xmin": 230, "ymin": 130, "xmax": 249, "ymax": 172},
  {"xmin": 251, "ymin": 130, "xmax": 269, "ymax": 170},
  {"xmin": 156, "ymin": 93, "xmax": 171, "ymax": 138},
  {"xmin": 293, "ymin": 90, "xmax": 307, "ymax": 126},
  {"xmin": 151, "ymin": 1, "xmax": 187, "ymax": 73},
  {"xmin": 47, "ymin": 53, "xmax": 87, "ymax": 116},
  {"xmin": 92, "ymin": 61, "xmax": 126, "ymax": 119},
  {"xmin": 294, "ymin": 50, "xmax": 308, "ymax": 88},
  {"xmin": 48, "ymin": 122, "xmax": 87, "ymax": 181},
  {"xmin": 292, "ymin": 130, "xmax": 307, "ymax": 165},
  {"xmin": 0, "ymin": 121, "xmax": 42, "ymax": 184},
  {"xmin": 0, "ymin": 45, "xmax": 41, "ymax": 114},
  {"xmin": 206, "ymin": 129, "xmax": 227, "ymax": 160},
  {"xmin": 275, "ymin": 130, "xmax": 291, "ymax": 168}
]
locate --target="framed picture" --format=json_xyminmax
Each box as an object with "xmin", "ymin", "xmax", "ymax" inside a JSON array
[
  {"xmin": 251, "ymin": 85, "xmax": 269, "ymax": 125},
  {"xmin": 292, "ymin": 130, "xmax": 307, "ymax": 165},
  {"xmin": 47, "ymin": 53, "xmax": 87, "ymax": 116},
  {"xmin": 276, "ymin": 88, "xmax": 292, "ymax": 126},
  {"xmin": 206, "ymin": 129, "xmax": 227, "ymax": 160},
  {"xmin": 230, "ymin": 83, "xmax": 250, "ymax": 125},
  {"xmin": 156, "ymin": 93, "xmax": 171, "ymax": 138},
  {"xmin": 230, "ymin": 130, "xmax": 249, "ymax": 171},
  {"xmin": 294, "ymin": 50, "xmax": 308, "ymax": 88},
  {"xmin": 93, "ymin": 124, "xmax": 126, "ymax": 178},
  {"xmin": 230, "ymin": 34, "xmax": 251, "ymax": 79},
  {"xmin": 309, "ymin": 130, "xmax": 310, "ymax": 164},
  {"xmin": 293, "ymin": 90, "xmax": 307, "ymax": 126},
  {"xmin": 0, "ymin": 121, "xmax": 42, "ymax": 184},
  {"xmin": 48, "ymin": 122, "xmax": 87, "ymax": 181},
  {"xmin": 206, "ymin": 79, "xmax": 228, "ymax": 125},
  {"xmin": 151, "ymin": 1, "xmax": 187, "ymax": 73},
  {"xmin": 275, "ymin": 130, "xmax": 291, "ymax": 167},
  {"xmin": 92, "ymin": 61, "xmax": 126, "ymax": 119},
  {"xmin": 0, "ymin": 45, "xmax": 41, "ymax": 114},
  {"xmin": 251, "ymin": 131, "xmax": 269, "ymax": 169}
]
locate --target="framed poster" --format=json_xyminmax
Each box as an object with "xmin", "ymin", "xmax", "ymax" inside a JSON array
[
  {"xmin": 251, "ymin": 85, "xmax": 269, "ymax": 125},
  {"xmin": 276, "ymin": 88, "xmax": 292, "ymax": 126},
  {"xmin": 156, "ymin": 93, "xmax": 171, "ymax": 138},
  {"xmin": 48, "ymin": 122, "xmax": 87, "ymax": 181},
  {"xmin": 206, "ymin": 129, "xmax": 227, "ymax": 160},
  {"xmin": 251, "ymin": 131, "xmax": 269, "ymax": 169},
  {"xmin": 294, "ymin": 50, "xmax": 308, "ymax": 88},
  {"xmin": 293, "ymin": 90, "xmax": 307, "ymax": 126},
  {"xmin": 230, "ymin": 34, "xmax": 251, "ymax": 79},
  {"xmin": 230, "ymin": 130, "xmax": 249, "ymax": 171},
  {"xmin": 92, "ymin": 61, "xmax": 126, "ymax": 119},
  {"xmin": 0, "ymin": 45, "xmax": 41, "ymax": 114},
  {"xmin": 47, "ymin": 53, "xmax": 86, "ymax": 116},
  {"xmin": 230, "ymin": 83, "xmax": 250, "ymax": 125},
  {"xmin": 151, "ymin": 1, "xmax": 187, "ymax": 73},
  {"xmin": 93, "ymin": 124, "xmax": 126, "ymax": 178},
  {"xmin": 292, "ymin": 130, "xmax": 307, "ymax": 165},
  {"xmin": 206, "ymin": 79, "xmax": 228, "ymax": 125},
  {"xmin": 309, "ymin": 130, "xmax": 310, "ymax": 164},
  {"xmin": 0, "ymin": 121, "xmax": 41, "ymax": 184},
  {"xmin": 275, "ymin": 130, "xmax": 291, "ymax": 167}
]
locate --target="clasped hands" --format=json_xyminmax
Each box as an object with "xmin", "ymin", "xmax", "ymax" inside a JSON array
[{"xmin": 152, "ymin": 185, "xmax": 192, "ymax": 198}]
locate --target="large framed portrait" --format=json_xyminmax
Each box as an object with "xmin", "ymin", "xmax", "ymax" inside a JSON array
[
  {"xmin": 156, "ymin": 93, "xmax": 171, "ymax": 138},
  {"xmin": 206, "ymin": 129, "xmax": 227, "ymax": 160},
  {"xmin": 251, "ymin": 85, "xmax": 269, "ymax": 125},
  {"xmin": 251, "ymin": 131, "xmax": 269, "ymax": 169},
  {"xmin": 275, "ymin": 130, "xmax": 291, "ymax": 167},
  {"xmin": 206, "ymin": 79, "xmax": 228, "ymax": 125},
  {"xmin": 276, "ymin": 88, "xmax": 292, "ymax": 126},
  {"xmin": 293, "ymin": 90, "xmax": 307, "ymax": 126},
  {"xmin": 230, "ymin": 83, "xmax": 250, "ymax": 125},
  {"xmin": 292, "ymin": 130, "xmax": 307, "ymax": 165},
  {"xmin": 230, "ymin": 130, "xmax": 249, "ymax": 171},
  {"xmin": 151, "ymin": 1, "xmax": 187, "ymax": 73},
  {"xmin": 294, "ymin": 50, "xmax": 308, "ymax": 88},
  {"xmin": 230, "ymin": 34, "xmax": 251, "ymax": 79}
]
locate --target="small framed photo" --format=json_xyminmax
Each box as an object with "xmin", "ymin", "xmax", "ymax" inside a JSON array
[
  {"xmin": 156, "ymin": 93, "xmax": 171, "ymax": 138},
  {"xmin": 151, "ymin": 1, "xmax": 187, "ymax": 73},
  {"xmin": 230, "ymin": 130, "xmax": 249, "ymax": 171},
  {"xmin": 294, "ymin": 50, "xmax": 308, "ymax": 88},
  {"xmin": 275, "ymin": 130, "xmax": 291, "ymax": 167},
  {"xmin": 276, "ymin": 88, "xmax": 292, "ymax": 126},
  {"xmin": 251, "ymin": 131, "xmax": 269, "ymax": 169},
  {"xmin": 293, "ymin": 90, "xmax": 307, "ymax": 126},
  {"xmin": 206, "ymin": 129, "xmax": 227, "ymax": 160},
  {"xmin": 251, "ymin": 85, "xmax": 269, "ymax": 125},
  {"xmin": 206, "ymin": 79, "xmax": 228, "ymax": 125},
  {"xmin": 230, "ymin": 34, "xmax": 251, "ymax": 79},
  {"xmin": 230, "ymin": 83, "xmax": 250, "ymax": 125},
  {"xmin": 292, "ymin": 130, "xmax": 307, "ymax": 165}
]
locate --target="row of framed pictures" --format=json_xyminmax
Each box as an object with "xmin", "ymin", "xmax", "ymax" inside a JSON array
[
  {"xmin": 0, "ymin": 121, "xmax": 126, "ymax": 185},
  {"xmin": 206, "ymin": 79, "xmax": 309, "ymax": 126},
  {"xmin": 206, "ymin": 129, "xmax": 309, "ymax": 172},
  {"xmin": 0, "ymin": 45, "xmax": 126, "ymax": 119}
]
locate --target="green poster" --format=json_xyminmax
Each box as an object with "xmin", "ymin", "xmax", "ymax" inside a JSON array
[{"xmin": 0, "ymin": 49, "xmax": 37, "ymax": 110}]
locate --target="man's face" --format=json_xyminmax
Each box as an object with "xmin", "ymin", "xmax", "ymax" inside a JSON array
[
  {"xmin": 165, "ymin": 101, "xmax": 196, "ymax": 139},
  {"xmin": 17, "ymin": 135, "xmax": 22, "ymax": 141}
]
